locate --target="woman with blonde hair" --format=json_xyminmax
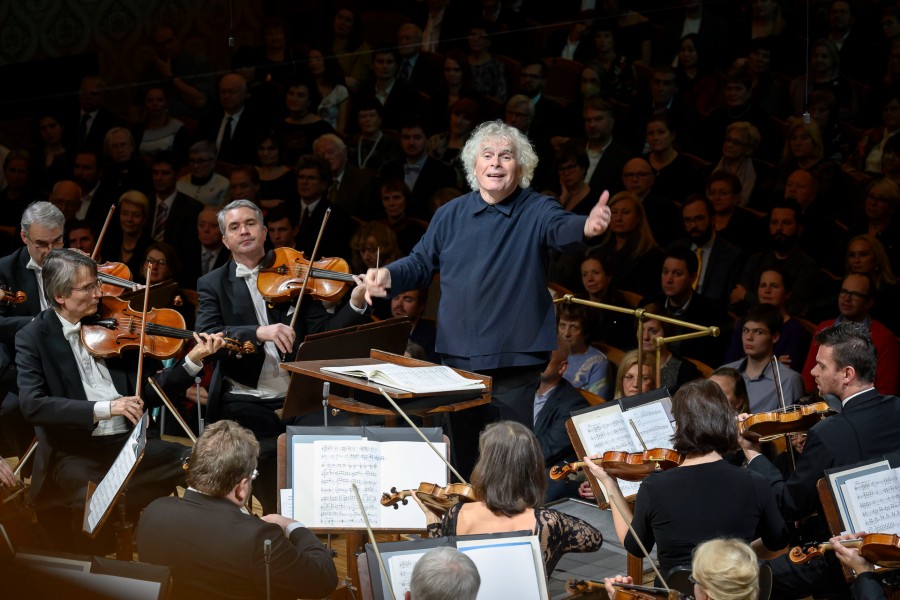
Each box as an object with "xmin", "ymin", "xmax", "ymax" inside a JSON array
[
  {"xmin": 596, "ymin": 192, "xmax": 663, "ymax": 297},
  {"xmin": 108, "ymin": 190, "xmax": 152, "ymax": 277},
  {"xmin": 711, "ymin": 122, "xmax": 763, "ymax": 207},
  {"xmin": 614, "ymin": 349, "xmax": 657, "ymax": 399},
  {"xmin": 845, "ymin": 233, "xmax": 900, "ymax": 334}
]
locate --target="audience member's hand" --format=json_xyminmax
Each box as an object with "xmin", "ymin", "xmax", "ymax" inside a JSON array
[
  {"xmin": 603, "ymin": 575, "xmax": 634, "ymax": 599},
  {"xmin": 578, "ymin": 481, "xmax": 595, "ymax": 500},
  {"xmin": 257, "ymin": 323, "xmax": 296, "ymax": 354},
  {"xmin": 830, "ymin": 532, "xmax": 875, "ymax": 574},
  {"xmin": 0, "ymin": 460, "xmax": 16, "ymax": 488},
  {"xmin": 730, "ymin": 284, "xmax": 747, "ymax": 304},
  {"xmin": 363, "ymin": 268, "xmax": 391, "ymax": 305}
]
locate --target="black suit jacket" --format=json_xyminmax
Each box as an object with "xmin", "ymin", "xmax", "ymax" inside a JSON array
[
  {"xmin": 669, "ymin": 235, "xmax": 744, "ymax": 305},
  {"xmin": 749, "ymin": 389, "xmax": 900, "ymax": 521},
  {"xmin": 196, "ymin": 107, "xmax": 273, "ymax": 166},
  {"xmin": 535, "ymin": 378, "xmax": 588, "ymax": 468},
  {"xmin": 148, "ymin": 192, "xmax": 204, "ymax": 287},
  {"xmin": 195, "ymin": 261, "xmax": 368, "ymax": 420},
  {"xmin": 403, "ymin": 51, "xmax": 442, "ymax": 96},
  {"xmin": 381, "ymin": 158, "xmax": 458, "ymax": 220},
  {"xmin": 0, "ymin": 247, "xmax": 43, "ymax": 349},
  {"xmin": 15, "ymin": 308, "xmax": 196, "ymax": 501},
  {"xmin": 664, "ymin": 292, "xmax": 727, "ymax": 368},
  {"xmin": 295, "ymin": 199, "xmax": 355, "ymax": 262},
  {"xmin": 330, "ymin": 164, "xmax": 377, "ymax": 220},
  {"xmin": 68, "ymin": 108, "xmax": 123, "ymax": 154},
  {"xmin": 137, "ymin": 490, "xmax": 337, "ymax": 600},
  {"xmin": 586, "ymin": 139, "xmax": 632, "ymax": 200}
]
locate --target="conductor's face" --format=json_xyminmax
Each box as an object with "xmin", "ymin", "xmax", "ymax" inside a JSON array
[
  {"xmin": 222, "ymin": 207, "xmax": 266, "ymax": 262},
  {"xmin": 475, "ymin": 138, "xmax": 520, "ymax": 204}
]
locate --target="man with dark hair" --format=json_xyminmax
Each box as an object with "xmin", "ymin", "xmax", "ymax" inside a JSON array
[
  {"xmin": 137, "ymin": 420, "xmax": 337, "ymax": 599},
  {"xmin": 294, "ymin": 154, "xmax": 354, "ymax": 261},
  {"xmin": 391, "ymin": 288, "xmax": 437, "ymax": 363},
  {"xmin": 66, "ymin": 219, "xmax": 98, "ymax": 256},
  {"xmin": 669, "ymin": 194, "xmax": 743, "ymax": 306},
  {"xmin": 800, "ymin": 273, "xmax": 900, "ymax": 395},
  {"xmin": 149, "ymin": 151, "xmax": 203, "ymax": 287},
  {"xmin": 721, "ymin": 303, "xmax": 803, "ymax": 412},
  {"xmin": 360, "ymin": 47, "xmax": 424, "ymax": 132},
  {"xmin": 620, "ymin": 157, "xmax": 680, "ymax": 247},
  {"xmin": 16, "ymin": 249, "xmax": 224, "ymax": 541},
  {"xmin": 196, "ymin": 73, "xmax": 272, "ymax": 166},
  {"xmin": 731, "ymin": 199, "xmax": 818, "ymax": 316},
  {"xmin": 264, "ymin": 206, "xmax": 299, "ymax": 250},
  {"xmin": 582, "ymin": 98, "xmax": 631, "ymax": 198},
  {"xmin": 740, "ymin": 321, "xmax": 900, "ymax": 598},
  {"xmin": 706, "ymin": 170, "xmax": 764, "ymax": 251}
]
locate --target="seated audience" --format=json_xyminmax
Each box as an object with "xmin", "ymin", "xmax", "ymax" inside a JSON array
[{"xmin": 556, "ymin": 303, "xmax": 611, "ymax": 400}]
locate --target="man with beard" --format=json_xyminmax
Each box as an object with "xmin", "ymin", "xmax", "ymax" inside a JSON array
[
  {"xmin": 669, "ymin": 194, "xmax": 743, "ymax": 306},
  {"xmin": 730, "ymin": 199, "xmax": 818, "ymax": 317}
]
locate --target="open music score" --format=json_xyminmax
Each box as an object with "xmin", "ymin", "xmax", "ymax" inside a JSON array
[
  {"xmin": 827, "ymin": 459, "xmax": 900, "ymax": 535},
  {"xmin": 320, "ymin": 363, "xmax": 484, "ymax": 394}
]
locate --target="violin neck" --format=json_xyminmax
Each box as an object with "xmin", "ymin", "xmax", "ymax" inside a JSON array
[
  {"xmin": 309, "ymin": 267, "xmax": 356, "ymax": 283},
  {"xmin": 99, "ymin": 272, "xmax": 136, "ymax": 288}
]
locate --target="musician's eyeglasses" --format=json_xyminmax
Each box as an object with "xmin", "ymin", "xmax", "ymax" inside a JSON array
[
  {"xmin": 72, "ymin": 280, "xmax": 102, "ymax": 294},
  {"xmin": 144, "ymin": 257, "xmax": 168, "ymax": 266}
]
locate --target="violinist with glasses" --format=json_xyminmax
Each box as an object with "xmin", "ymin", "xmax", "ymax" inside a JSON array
[
  {"xmin": 585, "ymin": 380, "xmax": 788, "ymax": 580},
  {"xmin": 16, "ymin": 248, "xmax": 225, "ymax": 544},
  {"xmin": 738, "ymin": 322, "xmax": 900, "ymax": 599},
  {"xmin": 195, "ymin": 199, "xmax": 369, "ymax": 514}
]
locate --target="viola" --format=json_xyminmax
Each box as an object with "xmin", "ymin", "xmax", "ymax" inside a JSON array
[
  {"xmin": 0, "ymin": 285, "xmax": 27, "ymax": 305},
  {"xmin": 81, "ymin": 296, "xmax": 255, "ymax": 360},
  {"xmin": 789, "ymin": 533, "xmax": 900, "ymax": 568},
  {"xmin": 611, "ymin": 583, "xmax": 686, "ymax": 600},
  {"xmin": 740, "ymin": 402, "xmax": 834, "ymax": 441},
  {"xmin": 380, "ymin": 482, "xmax": 477, "ymax": 514},
  {"xmin": 256, "ymin": 247, "xmax": 357, "ymax": 303},
  {"xmin": 97, "ymin": 262, "xmax": 139, "ymax": 296},
  {"xmin": 550, "ymin": 449, "xmax": 683, "ymax": 482}
]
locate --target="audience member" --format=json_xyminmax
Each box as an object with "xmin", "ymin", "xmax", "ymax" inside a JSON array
[
  {"xmin": 639, "ymin": 304, "xmax": 701, "ymax": 395},
  {"xmin": 177, "ymin": 141, "xmax": 230, "ymax": 207},
  {"xmin": 313, "ymin": 133, "xmax": 377, "ymax": 219},
  {"xmin": 277, "ymin": 78, "xmax": 335, "ymax": 169},
  {"xmin": 556, "ymin": 303, "xmax": 611, "ymax": 400},
  {"xmin": 378, "ymin": 179, "xmax": 427, "ymax": 255},
  {"xmin": 594, "ymin": 191, "xmax": 663, "ymax": 298},
  {"xmin": 139, "ymin": 25, "xmax": 215, "ymax": 121},
  {"xmin": 131, "ymin": 85, "xmax": 189, "ymax": 164},
  {"xmin": 619, "ymin": 157, "xmax": 680, "ymax": 248},
  {"xmin": 254, "ymin": 132, "xmax": 297, "ymax": 208}
]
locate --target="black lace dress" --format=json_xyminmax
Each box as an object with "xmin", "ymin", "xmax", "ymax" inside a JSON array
[{"xmin": 426, "ymin": 503, "xmax": 603, "ymax": 574}]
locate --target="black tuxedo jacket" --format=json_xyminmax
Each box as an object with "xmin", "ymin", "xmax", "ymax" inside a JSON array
[
  {"xmin": 0, "ymin": 247, "xmax": 43, "ymax": 347},
  {"xmin": 535, "ymin": 378, "xmax": 589, "ymax": 468},
  {"xmin": 137, "ymin": 490, "xmax": 337, "ymax": 600},
  {"xmin": 195, "ymin": 261, "xmax": 368, "ymax": 420},
  {"xmin": 749, "ymin": 389, "xmax": 900, "ymax": 521},
  {"xmin": 196, "ymin": 106, "xmax": 273, "ymax": 166},
  {"xmin": 15, "ymin": 309, "xmax": 196, "ymax": 500},
  {"xmin": 148, "ymin": 192, "xmax": 204, "ymax": 287}
]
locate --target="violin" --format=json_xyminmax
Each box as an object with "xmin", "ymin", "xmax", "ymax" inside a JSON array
[
  {"xmin": 380, "ymin": 482, "xmax": 477, "ymax": 514},
  {"xmin": 81, "ymin": 296, "xmax": 255, "ymax": 360},
  {"xmin": 256, "ymin": 247, "xmax": 357, "ymax": 303},
  {"xmin": 740, "ymin": 402, "xmax": 834, "ymax": 441},
  {"xmin": 97, "ymin": 261, "xmax": 139, "ymax": 296},
  {"xmin": 0, "ymin": 285, "xmax": 27, "ymax": 305},
  {"xmin": 789, "ymin": 533, "xmax": 900, "ymax": 568},
  {"xmin": 611, "ymin": 583, "xmax": 686, "ymax": 600},
  {"xmin": 550, "ymin": 449, "xmax": 683, "ymax": 482}
]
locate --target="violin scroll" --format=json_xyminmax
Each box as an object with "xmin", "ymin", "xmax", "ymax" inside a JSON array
[
  {"xmin": 380, "ymin": 487, "xmax": 410, "ymax": 510},
  {"xmin": 0, "ymin": 285, "xmax": 27, "ymax": 305}
]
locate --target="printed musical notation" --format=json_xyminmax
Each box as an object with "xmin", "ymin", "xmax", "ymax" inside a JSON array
[
  {"xmin": 314, "ymin": 441, "xmax": 383, "ymax": 527},
  {"xmin": 845, "ymin": 468, "xmax": 900, "ymax": 535},
  {"xmin": 388, "ymin": 553, "xmax": 423, "ymax": 599}
]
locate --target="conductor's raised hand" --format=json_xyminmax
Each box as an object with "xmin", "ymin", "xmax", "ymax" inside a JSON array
[
  {"xmin": 257, "ymin": 323, "xmax": 296, "ymax": 354},
  {"xmin": 584, "ymin": 190, "xmax": 611, "ymax": 238},
  {"xmin": 186, "ymin": 332, "xmax": 226, "ymax": 363},
  {"xmin": 111, "ymin": 395, "xmax": 144, "ymax": 425},
  {"xmin": 363, "ymin": 267, "xmax": 391, "ymax": 305}
]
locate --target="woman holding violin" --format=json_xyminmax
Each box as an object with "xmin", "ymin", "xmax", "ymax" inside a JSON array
[
  {"xmin": 414, "ymin": 421, "xmax": 602, "ymax": 574},
  {"xmin": 585, "ymin": 380, "xmax": 788, "ymax": 579},
  {"xmin": 16, "ymin": 249, "xmax": 227, "ymax": 532}
]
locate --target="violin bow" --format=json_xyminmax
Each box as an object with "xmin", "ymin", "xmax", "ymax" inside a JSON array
[
  {"xmin": 286, "ymin": 208, "xmax": 332, "ymax": 337},
  {"xmin": 134, "ymin": 265, "xmax": 154, "ymax": 399},
  {"xmin": 91, "ymin": 204, "xmax": 116, "ymax": 262},
  {"xmin": 352, "ymin": 482, "xmax": 398, "ymax": 600},
  {"xmin": 377, "ymin": 387, "xmax": 468, "ymax": 484},
  {"xmin": 148, "ymin": 378, "xmax": 198, "ymax": 444},
  {"xmin": 771, "ymin": 354, "xmax": 796, "ymax": 472}
]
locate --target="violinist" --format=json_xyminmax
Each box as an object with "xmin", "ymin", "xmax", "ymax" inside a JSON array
[
  {"xmin": 136, "ymin": 420, "xmax": 338, "ymax": 600},
  {"xmin": 0, "ymin": 202, "xmax": 65, "ymax": 457},
  {"xmin": 195, "ymin": 199, "xmax": 369, "ymax": 514},
  {"xmin": 15, "ymin": 249, "xmax": 226, "ymax": 543},
  {"xmin": 415, "ymin": 421, "xmax": 603, "ymax": 575},
  {"xmin": 586, "ymin": 380, "xmax": 788, "ymax": 579},
  {"xmin": 829, "ymin": 532, "xmax": 885, "ymax": 600},
  {"xmin": 738, "ymin": 322, "xmax": 900, "ymax": 598}
]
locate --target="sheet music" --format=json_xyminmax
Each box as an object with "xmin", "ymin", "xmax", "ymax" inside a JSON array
[
  {"xmin": 828, "ymin": 459, "xmax": 892, "ymax": 532},
  {"xmin": 573, "ymin": 405, "xmax": 640, "ymax": 497},
  {"xmin": 457, "ymin": 539, "xmax": 544, "ymax": 600},
  {"xmin": 313, "ymin": 440, "xmax": 383, "ymax": 527},
  {"xmin": 844, "ymin": 468, "xmax": 900, "ymax": 535},
  {"xmin": 623, "ymin": 401, "xmax": 676, "ymax": 450},
  {"xmin": 86, "ymin": 414, "xmax": 147, "ymax": 533},
  {"xmin": 380, "ymin": 442, "xmax": 447, "ymax": 529},
  {"xmin": 387, "ymin": 553, "xmax": 424, "ymax": 599},
  {"xmin": 280, "ymin": 489, "xmax": 293, "ymax": 519}
]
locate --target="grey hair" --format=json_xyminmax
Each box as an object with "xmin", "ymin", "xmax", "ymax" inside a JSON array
[
  {"xmin": 21, "ymin": 201, "xmax": 65, "ymax": 235},
  {"xmin": 42, "ymin": 249, "xmax": 97, "ymax": 309},
  {"xmin": 313, "ymin": 133, "xmax": 347, "ymax": 153},
  {"xmin": 189, "ymin": 139, "xmax": 217, "ymax": 158},
  {"xmin": 218, "ymin": 199, "xmax": 264, "ymax": 236},
  {"xmin": 460, "ymin": 120, "xmax": 538, "ymax": 191},
  {"xmin": 409, "ymin": 547, "xmax": 480, "ymax": 600},
  {"xmin": 103, "ymin": 127, "xmax": 135, "ymax": 156}
]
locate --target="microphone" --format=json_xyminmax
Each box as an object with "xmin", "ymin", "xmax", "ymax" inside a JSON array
[
  {"xmin": 802, "ymin": 111, "xmax": 811, "ymax": 124},
  {"xmin": 227, "ymin": 34, "xmax": 237, "ymax": 48},
  {"xmin": 264, "ymin": 538, "xmax": 272, "ymax": 600}
]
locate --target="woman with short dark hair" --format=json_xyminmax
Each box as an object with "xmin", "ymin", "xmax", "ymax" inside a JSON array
[
  {"xmin": 585, "ymin": 379, "xmax": 787, "ymax": 578},
  {"xmin": 416, "ymin": 421, "xmax": 602, "ymax": 574}
]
